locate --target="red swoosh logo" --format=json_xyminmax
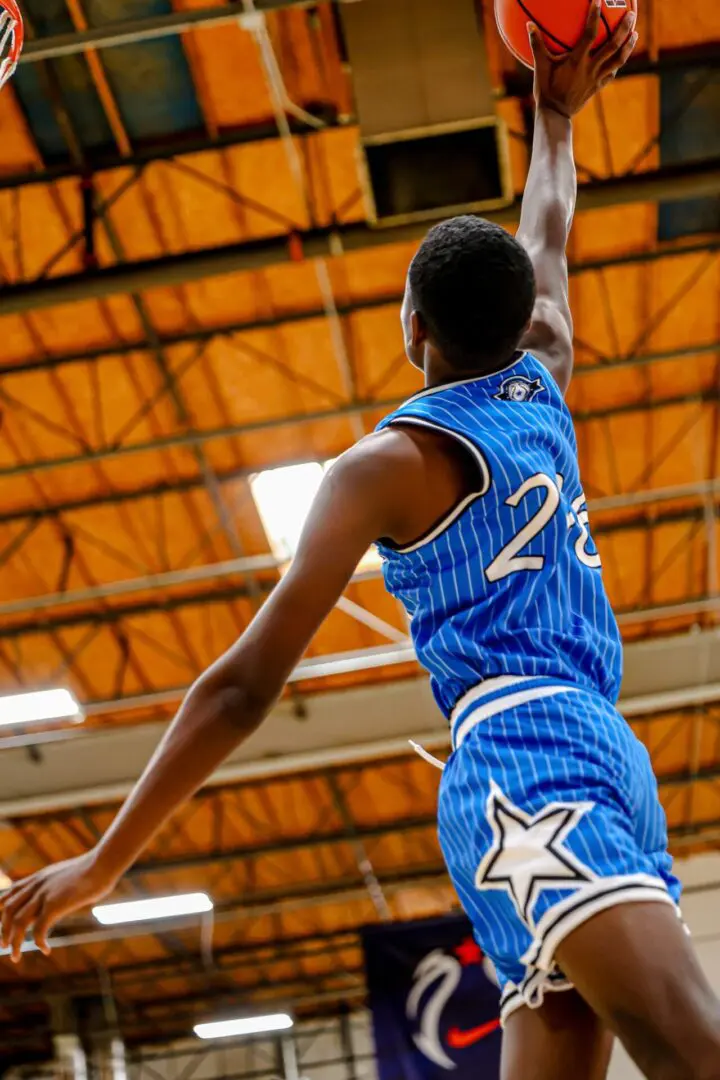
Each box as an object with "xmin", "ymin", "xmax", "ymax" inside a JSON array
[{"xmin": 446, "ymin": 1018, "xmax": 501, "ymax": 1048}]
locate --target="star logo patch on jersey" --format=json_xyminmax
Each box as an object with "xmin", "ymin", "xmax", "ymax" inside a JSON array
[
  {"xmin": 494, "ymin": 376, "xmax": 544, "ymax": 403},
  {"xmin": 475, "ymin": 782, "xmax": 596, "ymax": 925}
]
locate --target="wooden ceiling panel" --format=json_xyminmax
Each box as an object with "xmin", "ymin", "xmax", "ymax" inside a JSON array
[
  {"xmin": 656, "ymin": 3, "xmax": 720, "ymax": 47},
  {"xmin": 21, "ymin": 295, "xmax": 145, "ymax": 354},
  {"xmin": 642, "ymin": 251, "xmax": 720, "ymax": 354},
  {"xmin": 574, "ymin": 74, "xmax": 660, "ymax": 179},
  {"xmin": 571, "ymin": 203, "xmax": 658, "ymax": 264}
]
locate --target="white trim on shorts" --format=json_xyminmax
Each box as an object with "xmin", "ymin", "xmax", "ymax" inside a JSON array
[
  {"xmin": 522, "ymin": 873, "xmax": 679, "ymax": 973},
  {"xmin": 499, "ymin": 878, "xmax": 681, "ymax": 1024},
  {"xmin": 450, "ymin": 676, "xmax": 580, "ymax": 750}
]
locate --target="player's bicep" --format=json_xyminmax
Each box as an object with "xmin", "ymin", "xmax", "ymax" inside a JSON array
[
  {"xmin": 199, "ymin": 447, "xmax": 395, "ymax": 709},
  {"xmin": 519, "ymin": 245, "xmax": 574, "ymax": 395}
]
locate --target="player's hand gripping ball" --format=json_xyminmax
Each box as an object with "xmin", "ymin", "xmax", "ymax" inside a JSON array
[{"xmin": 496, "ymin": 0, "xmax": 638, "ymax": 70}]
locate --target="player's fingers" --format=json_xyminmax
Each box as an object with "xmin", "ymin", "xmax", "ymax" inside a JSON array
[
  {"xmin": 594, "ymin": 9, "xmax": 636, "ymax": 67},
  {"xmin": 33, "ymin": 906, "xmax": 54, "ymax": 957},
  {"xmin": 527, "ymin": 23, "xmax": 551, "ymax": 67},
  {"xmin": 598, "ymin": 29, "xmax": 638, "ymax": 78},
  {"xmin": 579, "ymin": 0, "xmax": 602, "ymax": 54},
  {"xmin": 8, "ymin": 896, "xmax": 41, "ymax": 963},
  {"xmin": 1, "ymin": 884, "xmax": 36, "ymax": 947}
]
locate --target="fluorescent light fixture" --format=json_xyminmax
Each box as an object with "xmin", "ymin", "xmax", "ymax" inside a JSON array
[
  {"xmin": 195, "ymin": 1014, "xmax": 294, "ymax": 1041},
  {"xmin": 0, "ymin": 688, "xmax": 82, "ymax": 727},
  {"xmin": 250, "ymin": 459, "xmax": 381, "ymax": 571},
  {"xmin": 93, "ymin": 892, "xmax": 213, "ymax": 926},
  {"xmin": 251, "ymin": 462, "xmax": 327, "ymax": 561}
]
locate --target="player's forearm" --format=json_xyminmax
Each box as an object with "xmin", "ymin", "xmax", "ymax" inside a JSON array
[
  {"xmin": 517, "ymin": 106, "xmax": 576, "ymax": 253},
  {"xmin": 89, "ymin": 679, "xmax": 268, "ymax": 883}
]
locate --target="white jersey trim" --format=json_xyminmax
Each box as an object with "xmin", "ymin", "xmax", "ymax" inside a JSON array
[
  {"xmin": 406, "ymin": 353, "xmax": 528, "ymax": 403},
  {"xmin": 382, "ymin": 416, "xmax": 491, "ymax": 554}
]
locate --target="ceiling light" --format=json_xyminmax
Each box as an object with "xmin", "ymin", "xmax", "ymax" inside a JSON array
[
  {"xmin": 250, "ymin": 459, "xmax": 381, "ymax": 572},
  {"xmin": 250, "ymin": 462, "xmax": 326, "ymax": 561},
  {"xmin": 0, "ymin": 688, "xmax": 82, "ymax": 727},
  {"xmin": 93, "ymin": 893, "xmax": 213, "ymax": 926},
  {"xmin": 195, "ymin": 1014, "xmax": 294, "ymax": 1041}
]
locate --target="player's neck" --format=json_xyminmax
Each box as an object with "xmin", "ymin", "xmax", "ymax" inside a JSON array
[{"xmin": 424, "ymin": 350, "xmax": 519, "ymax": 388}]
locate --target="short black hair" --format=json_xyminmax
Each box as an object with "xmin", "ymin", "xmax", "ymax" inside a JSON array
[{"xmin": 408, "ymin": 215, "xmax": 536, "ymax": 371}]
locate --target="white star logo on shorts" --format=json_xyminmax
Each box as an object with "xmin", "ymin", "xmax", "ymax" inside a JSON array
[{"xmin": 475, "ymin": 782, "xmax": 597, "ymax": 925}]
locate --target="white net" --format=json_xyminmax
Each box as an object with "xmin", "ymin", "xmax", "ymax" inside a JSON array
[{"xmin": 0, "ymin": 3, "xmax": 22, "ymax": 91}]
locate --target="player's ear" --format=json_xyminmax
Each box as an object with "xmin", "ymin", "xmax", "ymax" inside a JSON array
[{"xmin": 410, "ymin": 309, "xmax": 428, "ymax": 350}]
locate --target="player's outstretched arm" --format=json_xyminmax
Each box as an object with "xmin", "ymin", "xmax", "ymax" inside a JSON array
[
  {"xmin": 0, "ymin": 434, "xmax": 414, "ymax": 961},
  {"xmin": 517, "ymin": 0, "xmax": 637, "ymax": 394}
]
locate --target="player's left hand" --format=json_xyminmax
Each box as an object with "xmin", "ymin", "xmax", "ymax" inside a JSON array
[
  {"xmin": 0, "ymin": 851, "xmax": 115, "ymax": 962},
  {"xmin": 529, "ymin": 0, "xmax": 638, "ymax": 119}
]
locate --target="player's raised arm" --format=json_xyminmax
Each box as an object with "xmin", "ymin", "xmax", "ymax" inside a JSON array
[
  {"xmin": 0, "ymin": 433, "xmax": 418, "ymax": 961},
  {"xmin": 517, "ymin": 0, "xmax": 637, "ymax": 394}
]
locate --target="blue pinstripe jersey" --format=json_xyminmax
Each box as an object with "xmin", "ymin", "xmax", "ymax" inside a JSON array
[{"xmin": 375, "ymin": 351, "xmax": 623, "ymax": 719}]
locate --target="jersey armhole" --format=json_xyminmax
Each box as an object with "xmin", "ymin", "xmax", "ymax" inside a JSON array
[{"xmin": 380, "ymin": 416, "xmax": 492, "ymax": 555}]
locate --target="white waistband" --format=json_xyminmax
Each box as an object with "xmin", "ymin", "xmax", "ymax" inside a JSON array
[{"xmin": 450, "ymin": 677, "xmax": 579, "ymax": 750}]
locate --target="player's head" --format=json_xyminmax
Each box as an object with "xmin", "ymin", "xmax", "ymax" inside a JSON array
[{"xmin": 402, "ymin": 215, "xmax": 536, "ymax": 375}]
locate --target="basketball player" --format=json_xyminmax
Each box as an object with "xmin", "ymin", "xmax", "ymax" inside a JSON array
[{"xmin": 3, "ymin": 4, "xmax": 720, "ymax": 1077}]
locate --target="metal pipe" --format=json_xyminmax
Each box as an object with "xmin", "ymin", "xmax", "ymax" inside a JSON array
[
  {"xmin": 281, "ymin": 1035, "xmax": 301, "ymax": 1080},
  {"xmin": 590, "ymin": 477, "xmax": 720, "ymax": 514},
  {"xmin": 0, "ymin": 725, "xmax": 446, "ymax": 817},
  {"xmin": 81, "ymin": 645, "xmax": 720, "ymax": 720},
  {"xmin": 1, "ymin": 159, "xmax": 719, "ymax": 316},
  {"xmin": 2, "ymin": 475, "xmax": 720, "ymax": 618},
  {"xmin": 20, "ymin": 0, "xmax": 312, "ymax": 63},
  {"xmin": 2, "ymin": 666, "xmax": 720, "ymax": 819},
  {"xmin": 0, "ymin": 554, "xmax": 715, "ymax": 640},
  {"xmin": 0, "ymin": 555, "xmax": 283, "ymax": 616}
]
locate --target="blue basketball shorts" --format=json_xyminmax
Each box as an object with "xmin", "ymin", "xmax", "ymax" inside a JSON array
[{"xmin": 436, "ymin": 676, "xmax": 682, "ymax": 1025}]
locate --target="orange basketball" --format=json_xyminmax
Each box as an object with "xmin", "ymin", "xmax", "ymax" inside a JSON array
[{"xmin": 495, "ymin": 0, "xmax": 637, "ymax": 69}]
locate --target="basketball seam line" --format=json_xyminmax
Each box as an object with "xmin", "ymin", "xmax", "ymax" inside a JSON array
[
  {"xmin": 514, "ymin": 0, "xmax": 573, "ymax": 53},
  {"xmin": 513, "ymin": 0, "xmax": 615, "ymax": 56}
]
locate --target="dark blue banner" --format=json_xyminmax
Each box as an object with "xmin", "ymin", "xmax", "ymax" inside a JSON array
[{"xmin": 361, "ymin": 915, "xmax": 501, "ymax": 1080}]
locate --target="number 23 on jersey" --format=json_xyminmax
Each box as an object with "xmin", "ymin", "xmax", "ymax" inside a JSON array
[{"xmin": 486, "ymin": 472, "xmax": 600, "ymax": 583}]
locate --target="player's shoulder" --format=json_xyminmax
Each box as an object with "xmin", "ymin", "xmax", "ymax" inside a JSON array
[
  {"xmin": 318, "ymin": 430, "xmax": 430, "ymax": 542},
  {"xmin": 328, "ymin": 427, "xmax": 427, "ymax": 489}
]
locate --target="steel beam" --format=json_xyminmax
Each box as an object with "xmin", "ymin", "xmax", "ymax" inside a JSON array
[
  {"xmin": 0, "ymin": 158, "xmax": 719, "ymax": 316},
  {"xmin": 0, "ymin": 38, "xmax": 713, "ymax": 184},
  {"xmin": 0, "ymin": 381, "xmax": 716, "ymax": 484},
  {"xmin": 20, "ymin": 0, "xmax": 312, "ymax": 63},
  {"xmin": 0, "ymin": 40, "xmax": 709, "ymax": 194},
  {"xmin": 0, "ymin": 453, "xmax": 704, "ymax": 529},
  {"xmin": 0, "ymin": 554, "xmax": 716, "ymax": 643},
  {"xmin": 0, "ymin": 932, "xmax": 362, "ymax": 1002},
  {"xmin": 1, "ymin": 240, "xmax": 717, "ymax": 382},
  {"xmin": 0, "ymin": 113, "xmax": 342, "ymax": 193},
  {"xmin": 3, "ymin": 789, "xmax": 719, "ymax": 964},
  {"xmin": 0, "ymin": 481, "xmax": 718, "ymax": 618},
  {"xmin": 126, "ymin": 814, "xmax": 435, "ymax": 880},
  {"xmin": 502, "ymin": 41, "xmax": 720, "ymax": 96},
  {"xmin": 6, "ymin": 866, "xmax": 448, "ymax": 959},
  {"xmin": 79, "ymin": 644, "xmax": 720, "ymax": 715}
]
